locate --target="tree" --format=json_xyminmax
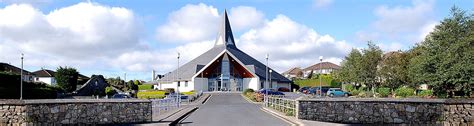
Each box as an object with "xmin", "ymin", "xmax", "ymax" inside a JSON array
[
  {"xmin": 55, "ymin": 66, "xmax": 78, "ymax": 92},
  {"xmin": 409, "ymin": 6, "xmax": 473, "ymax": 97},
  {"xmin": 134, "ymin": 80, "xmax": 142, "ymax": 85},
  {"xmin": 334, "ymin": 48, "xmax": 363, "ymax": 87},
  {"xmin": 127, "ymin": 80, "xmax": 138, "ymax": 91},
  {"xmin": 379, "ymin": 51, "xmax": 411, "ymax": 90},
  {"xmin": 360, "ymin": 42, "xmax": 383, "ymax": 92}
]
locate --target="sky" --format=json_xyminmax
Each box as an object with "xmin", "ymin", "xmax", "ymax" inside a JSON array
[{"xmin": 0, "ymin": 0, "xmax": 472, "ymax": 81}]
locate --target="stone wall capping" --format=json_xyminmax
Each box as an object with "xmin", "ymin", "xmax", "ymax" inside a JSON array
[
  {"xmin": 0, "ymin": 99, "xmax": 151, "ymax": 105},
  {"xmin": 297, "ymin": 97, "xmax": 474, "ymax": 104}
]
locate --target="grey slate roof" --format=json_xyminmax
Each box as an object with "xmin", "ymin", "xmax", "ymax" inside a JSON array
[{"xmin": 158, "ymin": 10, "xmax": 290, "ymax": 83}]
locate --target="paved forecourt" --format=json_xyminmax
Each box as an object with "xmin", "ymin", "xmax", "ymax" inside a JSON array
[{"xmin": 181, "ymin": 92, "xmax": 290, "ymax": 126}]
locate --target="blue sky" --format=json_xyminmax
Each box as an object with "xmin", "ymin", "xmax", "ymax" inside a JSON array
[{"xmin": 0, "ymin": 0, "xmax": 472, "ymax": 81}]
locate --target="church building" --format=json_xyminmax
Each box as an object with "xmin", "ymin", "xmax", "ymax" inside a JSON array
[{"xmin": 157, "ymin": 10, "xmax": 291, "ymax": 92}]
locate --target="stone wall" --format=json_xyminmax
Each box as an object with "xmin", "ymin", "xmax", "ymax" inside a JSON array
[
  {"xmin": 297, "ymin": 98, "xmax": 474, "ymax": 125},
  {"xmin": 0, "ymin": 99, "xmax": 152, "ymax": 125}
]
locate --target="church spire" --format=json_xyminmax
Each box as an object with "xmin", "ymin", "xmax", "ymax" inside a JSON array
[{"xmin": 214, "ymin": 9, "xmax": 236, "ymax": 48}]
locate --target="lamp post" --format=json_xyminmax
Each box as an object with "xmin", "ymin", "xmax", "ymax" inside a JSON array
[
  {"xmin": 20, "ymin": 53, "xmax": 24, "ymax": 100},
  {"xmin": 265, "ymin": 54, "xmax": 269, "ymax": 96},
  {"xmin": 177, "ymin": 52, "xmax": 180, "ymax": 107},
  {"xmin": 319, "ymin": 56, "xmax": 323, "ymax": 97},
  {"xmin": 269, "ymin": 70, "xmax": 272, "ymax": 89}
]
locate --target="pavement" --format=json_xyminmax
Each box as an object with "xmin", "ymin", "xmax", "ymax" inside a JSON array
[{"xmin": 180, "ymin": 92, "xmax": 291, "ymax": 126}]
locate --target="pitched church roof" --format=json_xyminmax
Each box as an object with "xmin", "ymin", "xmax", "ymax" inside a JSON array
[{"xmin": 158, "ymin": 10, "xmax": 290, "ymax": 83}]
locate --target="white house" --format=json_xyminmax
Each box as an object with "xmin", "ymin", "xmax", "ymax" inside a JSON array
[
  {"xmin": 154, "ymin": 10, "xmax": 291, "ymax": 92},
  {"xmin": 33, "ymin": 69, "xmax": 57, "ymax": 85},
  {"xmin": 302, "ymin": 62, "xmax": 340, "ymax": 78}
]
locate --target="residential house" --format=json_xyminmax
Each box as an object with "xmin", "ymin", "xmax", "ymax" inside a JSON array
[
  {"xmin": 0, "ymin": 62, "xmax": 35, "ymax": 82},
  {"xmin": 302, "ymin": 62, "xmax": 340, "ymax": 78},
  {"xmin": 282, "ymin": 67, "xmax": 303, "ymax": 80},
  {"xmin": 33, "ymin": 69, "xmax": 57, "ymax": 85}
]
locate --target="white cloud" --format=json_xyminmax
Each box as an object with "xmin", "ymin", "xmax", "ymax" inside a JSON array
[
  {"xmin": 418, "ymin": 21, "xmax": 438, "ymax": 41},
  {"xmin": 355, "ymin": 0, "xmax": 437, "ymax": 50},
  {"xmin": 156, "ymin": 3, "xmax": 219, "ymax": 43},
  {"xmin": 238, "ymin": 15, "xmax": 351, "ymax": 72},
  {"xmin": 373, "ymin": 0, "xmax": 434, "ymax": 34},
  {"xmin": 229, "ymin": 6, "xmax": 265, "ymax": 31},
  {"xmin": 113, "ymin": 40, "xmax": 213, "ymax": 72},
  {"xmin": 0, "ymin": 3, "xmax": 141, "ymax": 69},
  {"xmin": 313, "ymin": 0, "xmax": 333, "ymax": 9}
]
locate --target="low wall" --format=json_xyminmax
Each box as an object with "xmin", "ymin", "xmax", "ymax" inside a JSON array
[
  {"xmin": 297, "ymin": 98, "xmax": 474, "ymax": 125},
  {"xmin": 0, "ymin": 99, "xmax": 152, "ymax": 125}
]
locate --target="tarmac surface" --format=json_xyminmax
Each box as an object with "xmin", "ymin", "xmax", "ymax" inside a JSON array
[{"xmin": 180, "ymin": 93, "xmax": 290, "ymax": 126}]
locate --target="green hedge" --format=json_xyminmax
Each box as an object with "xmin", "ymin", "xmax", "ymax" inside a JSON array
[
  {"xmin": 0, "ymin": 72, "xmax": 62, "ymax": 99},
  {"xmin": 137, "ymin": 90, "xmax": 166, "ymax": 99},
  {"xmin": 395, "ymin": 87, "xmax": 415, "ymax": 98},
  {"xmin": 138, "ymin": 84, "xmax": 153, "ymax": 90}
]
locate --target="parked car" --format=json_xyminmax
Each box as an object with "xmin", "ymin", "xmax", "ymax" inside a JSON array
[
  {"xmin": 112, "ymin": 94, "xmax": 130, "ymax": 99},
  {"xmin": 278, "ymin": 87, "xmax": 290, "ymax": 92},
  {"xmin": 307, "ymin": 87, "xmax": 330, "ymax": 95},
  {"xmin": 326, "ymin": 88, "xmax": 350, "ymax": 97},
  {"xmin": 298, "ymin": 87, "xmax": 310, "ymax": 93},
  {"xmin": 257, "ymin": 88, "xmax": 285, "ymax": 95},
  {"xmin": 167, "ymin": 93, "xmax": 189, "ymax": 99}
]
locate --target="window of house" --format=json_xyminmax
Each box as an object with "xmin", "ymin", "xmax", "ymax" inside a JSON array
[
  {"xmin": 178, "ymin": 81, "xmax": 180, "ymax": 87},
  {"xmin": 185, "ymin": 81, "xmax": 188, "ymax": 87}
]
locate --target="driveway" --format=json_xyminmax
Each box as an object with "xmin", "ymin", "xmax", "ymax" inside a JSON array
[{"xmin": 180, "ymin": 93, "xmax": 290, "ymax": 126}]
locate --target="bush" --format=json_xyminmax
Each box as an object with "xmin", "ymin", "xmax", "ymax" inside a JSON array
[
  {"xmin": 164, "ymin": 88, "xmax": 175, "ymax": 94},
  {"xmin": 105, "ymin": 86, "xmax": 117, "ymax": 96},
  {"xmin": 243, "ymin": 88, "xmax": 255, "ymax": 95},
  {"xmin": 377, "ymin": 87, "xmax": 391, "ymax": 97},
  {"xmin": 418, "ymin": 90, "xmax": 433, "ymax": 97},
  {"xmin": 344, "ymin": 84, "xmax": 354, "ymax": 92},
  {"xmin": 395, "ymin": 87, "xmax": 415, "ymax": 98},
  {"xmin": 350, "ymin": 88, "xmax": 361, "ymax": 96}
]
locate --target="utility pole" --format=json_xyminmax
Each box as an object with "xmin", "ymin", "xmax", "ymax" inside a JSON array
[{"xmin": 20, "ymin": 53, "xmax": 24, "ymax": 100}]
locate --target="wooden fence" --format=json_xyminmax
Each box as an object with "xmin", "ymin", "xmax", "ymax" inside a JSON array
[{"xmin": 263, "ymin": 95, "xmax": 297, "ymax": 117}]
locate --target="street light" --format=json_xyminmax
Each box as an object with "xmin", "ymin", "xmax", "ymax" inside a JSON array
[
  {"xmin": 319, "ymin": 56, "xmax": 323, "ymax": 97},
  {"xmin": 269, "ymin": 70, "xmax": 273, "ymax": 89},
  {"xmin": 265, "ymin": 54, "xmax": 269, "ymax": 96},
  {"xmin": 177, "ymin": 52, "xmax": 180, "ymax": 107},
  {"xmin": 20, "ymin": 53, "xmax": 24, "ymax": 100}
]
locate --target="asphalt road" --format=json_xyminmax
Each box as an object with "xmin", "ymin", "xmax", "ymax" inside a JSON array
[{"xmin": 180, "ymin": 93, "xmax": 290, "ymax": 126}]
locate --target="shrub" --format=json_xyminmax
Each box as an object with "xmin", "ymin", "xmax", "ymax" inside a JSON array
[
  {"xmin": 344, "ymin": 84, "xmax": 354, "ymax": 92},
  {"xmin": 105, "ymin": 86, "xmax": 117, "ymax": 96},
  {"xmin": 377, "ymin": 87, "xmax": 391, "ymax": 97},
  {"xmin": 243, "ymin": 88, "xmax": 255, "ymax": 95},
  {"xmin": 350, "ymin": 88, "xmax": 361, "ymax": 96},
  {"xmin": 418, "ymin": 90, "xmax": 433, "ymax": 97},
  {"xmin": 395, "ymin": 87, "xmax": 415, "ymax": 98}
]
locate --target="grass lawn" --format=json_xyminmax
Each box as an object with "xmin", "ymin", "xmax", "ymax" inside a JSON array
[
  {"xmin": 137, "ymin": 90, "xmax": 165, "ymax": 99},
  {"xmin": 138, "ymin": 84, "xmax": 153, "ymax": 90}
]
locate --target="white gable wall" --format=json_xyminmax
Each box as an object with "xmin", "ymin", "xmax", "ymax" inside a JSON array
[{"xmin": 35, "ymin": 77, "xmax": 56, "ymax": 86}]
